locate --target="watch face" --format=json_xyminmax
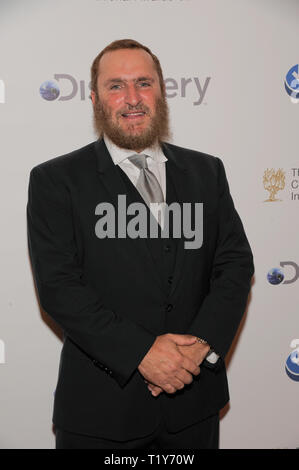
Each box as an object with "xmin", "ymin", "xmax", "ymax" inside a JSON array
[{"xmin": 205, "ymin": 350, "xmax": 219, "ymax": 364}]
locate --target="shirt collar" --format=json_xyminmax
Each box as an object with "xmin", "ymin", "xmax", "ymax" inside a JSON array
[{"xmin": 103, "ymin": 134, "xmax": 168, "ymax": 166}]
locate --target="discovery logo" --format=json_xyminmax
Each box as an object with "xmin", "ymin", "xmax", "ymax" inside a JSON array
[
  {"xmin": 39, "ymin": 74, "xmax": 89, "ymax": 101},
  {"xmin": 284, "ymin": 65, "xmax": 299, "ymax": 103},
  {"xmin": 285, "ymin": 339, "xmax": 299, "ymax": 381},
  {"xmin": 0, "ymin": 79, "xmax": 5, "ymax": 103},
  {"xmin": 39, "ymin": 74, "xmax": 211, "ymax": 105},
  {"xmin": 267, "ymin": 262, "xmax": 299, "ymax": 285}
]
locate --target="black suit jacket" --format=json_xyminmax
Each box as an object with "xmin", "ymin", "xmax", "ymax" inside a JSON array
[{"xmin": 27, "ymin": 138, "xmax": 254, "ymax": 441}]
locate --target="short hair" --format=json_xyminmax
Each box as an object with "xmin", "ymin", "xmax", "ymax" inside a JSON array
[{"xmin": 90, "ymin": 39, "xmax": 165, "ymax": 97}]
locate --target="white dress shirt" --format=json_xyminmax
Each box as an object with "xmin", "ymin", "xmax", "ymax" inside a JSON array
[
  {"xmin": 103, "ymin": 134, "xmax": 167, "ymax": 227},
  {"xmin": 103, "ymin": 134, "xmax": 167, "ymax": 195}
]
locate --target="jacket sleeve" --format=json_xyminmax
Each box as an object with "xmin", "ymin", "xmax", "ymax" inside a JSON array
[
  {"xmin": 26, "ymin": 164, "xmax": 156, "ymax": 388},
  {"xmin": 186, "ymin": 157, "xmax": 254, "ymax": 361}
]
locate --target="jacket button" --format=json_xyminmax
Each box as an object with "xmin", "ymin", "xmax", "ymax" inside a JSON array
[
  {"xmin": 164, "ymin": 244, "xmax": 171, "ymax": 252},
  {"xmin": 166, "ymin": 303, "xmax": 173, "ymax": 312},
  {"xmin": 168, "ymin": 276, "xmax": 173, "ymax": 285}
]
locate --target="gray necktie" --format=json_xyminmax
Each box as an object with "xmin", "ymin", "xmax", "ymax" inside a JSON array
[{"xmin": 128, "ymin": 154, "xmax": 164, "ymax": 207}]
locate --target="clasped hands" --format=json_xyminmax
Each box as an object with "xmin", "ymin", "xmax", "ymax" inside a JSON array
[{"xmin": 138, "ymin": 334, "xmax": 210, "ymax": 398}]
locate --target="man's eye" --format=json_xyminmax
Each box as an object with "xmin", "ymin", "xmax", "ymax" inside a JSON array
[
  {"xmin": 110, "ymin": 84, "xmax": 121, "ymax": 90},
  {"xmin": 139, "ymin": 82, "xmax": 150, "ymax": 87}
]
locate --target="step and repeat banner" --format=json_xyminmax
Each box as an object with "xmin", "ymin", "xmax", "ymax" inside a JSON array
[{"xmin": 0, "ymin": 0, "xmax": 298, "ymax": 449}]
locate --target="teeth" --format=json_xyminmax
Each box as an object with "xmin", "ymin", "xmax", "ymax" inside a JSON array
[{"xmin": 123, "ymin": 112, "xmax": 144, "ymax": 117}]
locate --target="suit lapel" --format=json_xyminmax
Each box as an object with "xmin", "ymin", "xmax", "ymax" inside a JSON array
[{"xmin": 94, "ymin": 138, "xmax": 128, "ymax": 208}]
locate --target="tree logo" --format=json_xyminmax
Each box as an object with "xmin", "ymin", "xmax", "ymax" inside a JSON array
[{"xmin": 263, "ymin": 168, "xmax": 285, "ymax": 202}]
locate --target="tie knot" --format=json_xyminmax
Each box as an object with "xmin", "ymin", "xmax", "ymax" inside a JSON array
[{"xmin": 128, "ymin": 154, "xmax": 148, "ymax": 170}]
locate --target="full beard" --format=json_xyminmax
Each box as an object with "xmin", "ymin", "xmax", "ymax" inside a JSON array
[{"xmin": 92, "ymin": 94, "xmax": 171, "ymax": 150}]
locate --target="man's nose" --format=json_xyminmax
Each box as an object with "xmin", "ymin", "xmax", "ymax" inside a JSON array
[{"xmin": 124, "ymin": 84, "xmax": 141, "ymax": 107}]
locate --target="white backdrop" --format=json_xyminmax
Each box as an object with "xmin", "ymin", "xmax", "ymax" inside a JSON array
[{"xmin": 0, "ymin": 0, "xmax": 298, "ymax": 449}]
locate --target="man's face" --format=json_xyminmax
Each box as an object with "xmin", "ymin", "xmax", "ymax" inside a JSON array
[{"xmin": 91, "ymin": 48, "xmax": 170, "ymax": 151}]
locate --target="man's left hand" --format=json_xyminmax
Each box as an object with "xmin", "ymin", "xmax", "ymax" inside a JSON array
[{"xmin": 145, "ymin": 342, "xmax": 210, "ymax": 396}]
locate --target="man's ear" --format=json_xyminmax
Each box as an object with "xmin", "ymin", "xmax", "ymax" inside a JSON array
[{"xmin": 90, "ymin": 90, "xmax": 96, "ymax": 105}]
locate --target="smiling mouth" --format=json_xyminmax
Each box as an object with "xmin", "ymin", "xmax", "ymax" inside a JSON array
[{"xmin": 121, "ymin": 112, "xmax": 146, "ymax": 119}]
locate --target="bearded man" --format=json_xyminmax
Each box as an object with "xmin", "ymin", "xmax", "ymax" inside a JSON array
[{"xmin": 27, "ymin": 39, "xmax": 254, "ymax": 449}]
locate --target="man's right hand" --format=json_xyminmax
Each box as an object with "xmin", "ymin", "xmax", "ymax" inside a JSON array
[{"xmin": 137, "ymin": 334, "xmax": 201, "ymax": 394}]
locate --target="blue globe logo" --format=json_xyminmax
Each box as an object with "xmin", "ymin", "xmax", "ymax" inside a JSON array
[
  {"xmin": 267, "ymin": 267, "xmax": 284, "ymax": 285},
  {"xmin": 284, "ymin": 65, "xmax": 299, "ymax": 100},
  {"xmin": 285, "ymin": 349, "xmax": 299, "ymax": 381},
  {"xmin": 39, "ymin": 80, "xmax": 60, "ymax": 101}
]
